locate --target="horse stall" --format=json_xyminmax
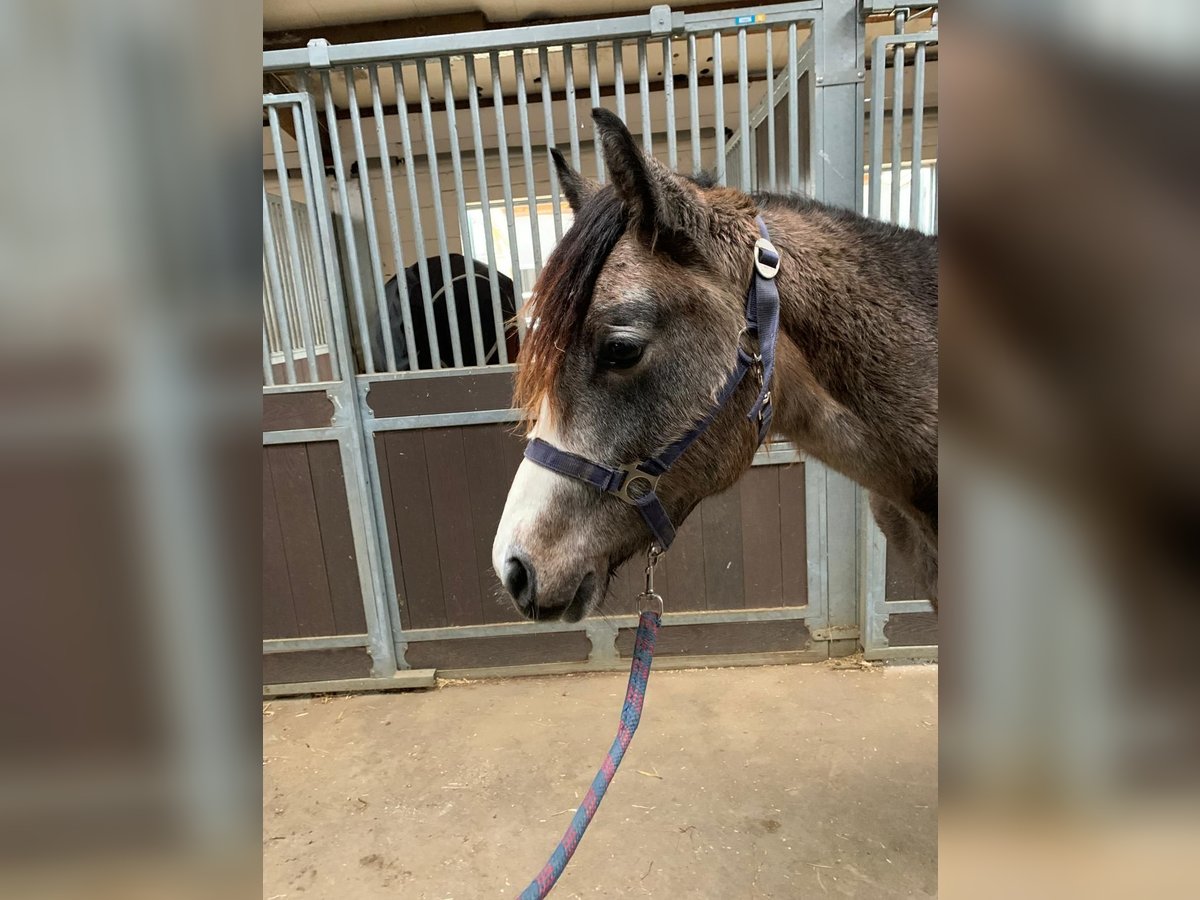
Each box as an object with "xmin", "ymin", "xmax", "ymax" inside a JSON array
[{"xmin": 261, "ymin": 0, "xmax": 937, "ymax": 694}]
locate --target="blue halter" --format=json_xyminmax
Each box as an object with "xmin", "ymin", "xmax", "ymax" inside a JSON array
[{"xmin": 523, "ymin": 217, "xmax": 781, "ymax": 550}]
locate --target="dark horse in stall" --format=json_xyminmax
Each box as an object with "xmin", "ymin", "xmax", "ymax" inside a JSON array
[
  {"xmin": 492, "ymin": 109, "xmax": 937, "ymax": 622},
  {"xmin": 364, "ymin": 254, "xmax": 520, "ymax": 372}
]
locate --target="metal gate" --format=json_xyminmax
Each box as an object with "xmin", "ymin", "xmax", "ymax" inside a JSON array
[
  {"xmin": 262, "ymin": 1, "xmax": 935, "ymax": 688},
  {"xmin": 860, "ymin": 8, "xmax": 939, "ymax": 660}
]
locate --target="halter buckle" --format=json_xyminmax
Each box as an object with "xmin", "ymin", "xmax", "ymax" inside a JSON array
[
  {"xmin": 754, "ymin": 237, "xmax": 781, "ymax": 279},
  {"xmin": 616, "ymin": 463, "xmax": 661, "ymax": 505}
]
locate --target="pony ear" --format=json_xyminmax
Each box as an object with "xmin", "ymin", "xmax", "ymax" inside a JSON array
[
  {"xmin": 591, "ymin": 108, "xmax": 708, "ymax": 251},
  {"xmin": 550, "ymin": 148, "xmax": 597, "ymax": 212}
]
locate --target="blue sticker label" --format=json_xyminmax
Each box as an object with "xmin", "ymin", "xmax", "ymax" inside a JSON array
[{"xmin": 734, "ymin": 14, "xmax": 768, "ymax": 25}]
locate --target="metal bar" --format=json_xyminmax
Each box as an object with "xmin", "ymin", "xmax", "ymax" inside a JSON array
[
  {"xmin": 262, "ymin": 634, "xmax": 369, "ymax": 654},
  {"xmin": 441, "ymin": 57, "xmax": 488, "ymax": 365},
  {"xmin": 343, "ymin": 67, "xmax": 397, "ymax": 373},
  {"xmin": 890, "ymin": 41, "xmax": 905, "ymax": 225},
  {"xmin": 788, "ymin": 23, "xmax": 799, "ymax": 190},
  {"xmin": 263, "ymin": 671, "xmax": 436, "ymax": 698},
  {"xmin": 357, "ymin": 362, "xmax": 515, "ymax": 382},
  {"xmin": 868, "ymin": 36, "xmax": 886, "ymax": 219},
  {"xmin": 288, "ymin": 101, "xmax": 341, "ymax": 379},
  {"xmin": 538, "ymin": 46, "xmax": 564, "ymax": 242},
  {"xmin": 262, "ymin": 184, "xmax": 297, "ymax": 384},
  {"xmin": 613, "ymin": 39, "xmax": 626, "ymax": 121},
  {"xmin": 681, "ymin": 3, "xmax": 822, "ymax": 31},
  {"xmin": 416, "ymin": 59, "xmax": 464, "ymax": 367},
  {"xmin": 264, "ymin": 9, "xmax": 687, "ymax": 72},
  {"xmin": 909, "ymin": 40, "xmax": 926, "ymax": 230},
  {"xmin": 737, "ymin": 28, "xmax": 750, "ymax": 190},
  {"xmin": 266, "ymin": 106, "xmax": 320, "ymax": 381},
  {"xmin": 488, "ymin": 51, "xmax": 527, "ymax": 334},
  {"xmin": 687, "ymin": 34, "xmax": 700, "ymax": 174},
  {"xmin": 401, "ymin": 604, "xmax": 812, "ymax": 643},
  {"xmin": 367, "ymin": 65, "xmax": 417, "ymax": 371},
  {"xmin": 563, "ymin": 44, "xmax": 582, "ymax": 172},
  {"xmin": 637, "ymin": 38, "xmax": 652, "ymax": 156},
  {"xmin": 262, "ymin": 326, "xmax": 275, "ymax": 386},
  {"xmin": 465, "ymin": 54, "xmax": 508, "ymax": 365},
  {"xmin": 881, "ymin": 599, "xmax": 937, "ymax": 615},
  {"xmin": 712, "ymin": 31, "xmax": 725, "ymax": 185},
  {"xmin": 364, "ymin": 408, "xmax": 523, "ymax": 432},
  {"xmin": 513, "ymin": 50, "xmax": 544, "ymax": 275},
  {"xmin": 391, "ymin": 62, "xmax": 442, "ymax": 366},
  {"xmin": 262, "ymin": 426, "xmax": 345, "ymax": 445},
  {"xmin": 587, "ymin": 43, "xmax": 604, "ymax": 183},
  {"xmin": 765, "ymin": 28, "xmax": 776, "ymax": 190},
  {"xmin": 662, "ymin": 36, "xmax": 676, "ymax": 170}
]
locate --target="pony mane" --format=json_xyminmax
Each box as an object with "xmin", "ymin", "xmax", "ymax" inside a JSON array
[{"xmin": 514, "ymin": 185, "xmax": 628, "ymax": 422}]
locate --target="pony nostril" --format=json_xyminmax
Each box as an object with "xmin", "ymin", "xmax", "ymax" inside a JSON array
[{"xmin": 503, "ymin": 554, "xmax": 535, "ymax": 609}]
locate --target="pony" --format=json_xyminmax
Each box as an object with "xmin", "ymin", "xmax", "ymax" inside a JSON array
[{"xmin": 493, "ymin": 109, "xmax": 937, "ymax": 622}]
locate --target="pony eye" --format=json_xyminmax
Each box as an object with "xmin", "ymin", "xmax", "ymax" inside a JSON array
[{"xmin": 597, "ymin": 338, "xmax": 644, "ymax": 370}]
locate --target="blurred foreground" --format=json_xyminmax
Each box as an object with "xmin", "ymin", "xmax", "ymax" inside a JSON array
[{"xmin": 0, "ymin": 0, "xmax": 1197, "ymax": 896}]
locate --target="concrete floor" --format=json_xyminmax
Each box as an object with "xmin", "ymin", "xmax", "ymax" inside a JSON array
[{"xmin": 263, "ymin": 660, "xmax": 937, "ymax": 899}]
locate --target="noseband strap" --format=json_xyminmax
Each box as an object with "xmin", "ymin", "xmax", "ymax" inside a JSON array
[{"xmin": 523, "ymin": 216, "xmax": 781, "ymax": 550}]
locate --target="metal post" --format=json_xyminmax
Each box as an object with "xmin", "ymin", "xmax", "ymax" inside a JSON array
[
  {"xmin": 416, "ymin": 59, "xmax": 464, "ymax": 367},
  {"xmin": 737, "ymin": 28, "xmax": 750, "ymax": 191},
  {"xmin": 489, "ymin": 51, "xmax": 528, "ymax": 333},
  {"xmin": 662, "ymin": 36, "xmax": 676, "ymax": 170},
  {"xmin": 266, "ymin": 106, "xmax": 320, "ymax": 381},
  {"xmin": 563, "ymin": 44, "xmax": 582, "ymax": 171},
  {"xmin": 538, "ymin": 46, "xmax": 564, "ymax": 242},
  {"xmin": 288, "ymin": 101, "xmax": 341, "ymax": 379},
  {"xmin": 868, "ymin": 36, "xmax": 886, "ymax": 219},
  {"xmin": 613, "ymin": 40, "xmax": 626, "ymax": 121},
  {"xmin": 262, "ymin": 325, "xmax": 275, "ymax": 386},
  {"xmin": 890, "ymin": 41, "xmax": 905, "ymax": 225},
  {"xmin": 391, "ymin": 62, "xmax": 441, "ymax": 366},
  {"xmin": 344, "ymin": 66, "xmax": 398, "ymax": 373},
  {"xmin": 765, "ymin": 28, "xmax": 776, "ymax": 191},
  {"xmin": 441, "ymin": 57, "xmax": 487, "ymax": 364},
  {"xmin": 587, "ymin": 43, "xmax": 605, "ymax": 183},
  {"xmin": 367, "ymin": 65, "xmax": 417, "ymax": 370},
  {"xmin": 687, "ymin": 34, "xmax": 700, "ymax": 175},
  {"xmin": 513, "ymin": 50, "xmax": 544, "ymax": 276},
  {"xmin": 465, "ymin": 54, "xmax": 509, "ymax": 364},
  {"xmin": 910, "ymin": 41, "xmax": 926, "ymax": 230},
  {"xmin": 788, "ymin": 23, "xmax": 799, "ymax": 191},
  {"xmin": 637, "ymin": 38, "xmax": 653, "ymax": 156},
  {"xmin": 262, "ymin": 184, "xmax": 297, "ymax": 384},
  {"xmin": 712, "ymin": 31, "xmax": 725, "ymax": 185}
]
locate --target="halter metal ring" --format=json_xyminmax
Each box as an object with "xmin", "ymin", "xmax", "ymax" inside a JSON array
[
  {"xmin": 754, "ymin": 237, "xmax": 780, "ymax": 279},
  {"xmin": 616, "ymin": 463, "xmax": 660, "ymax": 505}
]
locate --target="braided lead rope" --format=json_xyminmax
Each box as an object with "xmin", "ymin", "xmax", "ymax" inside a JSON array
[{"xmin": 517, "ymin": 552, "xmax": 665, "ymax": 900}]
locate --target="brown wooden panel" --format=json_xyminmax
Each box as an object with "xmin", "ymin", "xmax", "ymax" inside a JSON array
[
  {"xmin": 267, "ymin": 445, "xmax": 336, "ymax": 636},
  {"xmin": 462, "ymin": 424, "xmax": 525, "ymax": 624},
  {"xmin": 883, "ymin": 611, "xmax": 939, "ymax": 647},
  {"xmin": 667, "ymin": 503, "xmax": 708, "ymax": 611},
  {"xmin": 740, "ymin": 466, "xmax": 784, "ymax": 607},
  {"xmin": 307, "ymin": 442, "xmax": 366, "ymax": 635},
  {"xmin": 424, "ymin": 428, "xmax": 485, "ymax": 626},
  {"xmin": 885, "ymin": 535, "xmax": 922, "ymax": 601},
  {"xmin": 616, "ymin": 619, "xmax": 810, "ymax": 657},
  {"xmin": 262, "ymin": 390, "xmax": 333, "ymax": 431},
  {"xmin": 262, "ymin": 450, "xmax": 299, "ymax": 639},
  {"xmin": 701, "ymin": 484, "xmax": 745, "ymax": 610},
  {"xmin": 373, "ymin": 434, "xmax": 410, "ymax": 630},
  {"xmin": 263, "ymin": 647, "xmax": 372, "ymax": 684},
  {"xmin": 778, "ymin": 463, "xmax": 808, "ymax": 607},
  {"xmin": 366, "ymin": 370, "xmax": 515, "ymax": 418},
  {"xmin": 405, "ymin": 630, "xmax": 591, "ymax": 669},
  {"xmin": 383, "ymin": 431, "xmax": 445, "ymax": 628}
]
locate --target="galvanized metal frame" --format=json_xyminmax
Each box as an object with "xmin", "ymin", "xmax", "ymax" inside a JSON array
[
  {"xmin": 261, "ymin": 92, "xmax": 397, "ymax": 678},
  {"xmin": 262, "ymin": 2, "xmax": 936, "ymax": 679},
  {"xmin": 860, "ymin": 20, "xmax": 938, "ymax": 660}
]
